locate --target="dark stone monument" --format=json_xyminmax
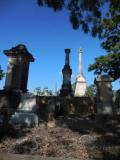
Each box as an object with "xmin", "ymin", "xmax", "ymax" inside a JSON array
[
  {"xmin": 60, "ymin": 49, "xmax": 73, "ymax": 97},
  {"xmin": 0, "ymin": 45, "xmax": 35, "ymax": 121},
  {"xmin": 4, "ymin": 44, "xmax": 34, "ymax": 92}
]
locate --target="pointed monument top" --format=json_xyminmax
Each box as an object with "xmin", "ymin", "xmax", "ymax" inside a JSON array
[
  {"xmin": 65, "ymin": 48, "xmax": 70, "ymax": 53},
  {"xmin": 79, "ymin": 47, "xmax": 82, "ymax": 53}
]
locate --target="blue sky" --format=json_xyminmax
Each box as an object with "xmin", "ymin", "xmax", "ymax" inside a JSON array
[{"xmin": 0, "ymin": 0, "xmax": 119, "ymax": 92}]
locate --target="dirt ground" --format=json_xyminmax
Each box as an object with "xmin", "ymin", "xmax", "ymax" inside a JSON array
[{"xmin": 0, "ymin": 115, "xmax": 120, "ymax": 160}]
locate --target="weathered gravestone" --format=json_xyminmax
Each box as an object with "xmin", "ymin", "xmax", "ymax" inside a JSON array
[
  {"xmin": 4, "ymin": 44, "xmax": 34, "ymax": 92},
  {"xmin": 3, "ymin": 44, "xmax": 39, "ymax": 127},
  {"xmin": 95, "ymin": 75, "xmax": 114, "ymax": 115}
]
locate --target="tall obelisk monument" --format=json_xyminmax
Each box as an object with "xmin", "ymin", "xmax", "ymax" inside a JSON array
[{"xmin": 74, "ymin": 48, "xmax": 87, "ymax": 96}]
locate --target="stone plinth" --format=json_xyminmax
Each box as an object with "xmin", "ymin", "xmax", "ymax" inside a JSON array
[
  {"xmin": 18, "ymin": 93, "xmax": 38, "ymax": 112},
  {"xmin": 4, "ymin": 44, "xmax": 34, "ymax": 92},
  {"xmin": 95, "ymin": 75, "xmax": 114, "ymax": 115},
  {"xmin": 10, "ymin": 112, "xmax": 38, "ymax": 127},
  {"xmin": 75, "ymin": 75, "xmax": 87, "ymax": 96},
  {"xmin": 60, "ymin": 49, "xmax": 73, "ymax": 97},
  {"xmin": 10, "ymin": 92, "xmax": 39, "ymax": 127}
]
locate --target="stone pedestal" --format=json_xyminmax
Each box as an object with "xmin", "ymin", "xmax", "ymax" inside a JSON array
[
  {"xmin": 60, "ymin": 49, "xmax": 73, "ymax": 97},
  {"xmin": 95, "ymin": 75, "xmax": 114, "ymax": 115},
  {"xmin": 75, "ymin": 76, "xmax": 87, "ymax": 96},
  {"xmin": 4, "ymin": 44, "xmax": 34, "ymax": 92},
  {"xmin": 10, "ymin": 92, "xmax": 39, "ymax": 127}
]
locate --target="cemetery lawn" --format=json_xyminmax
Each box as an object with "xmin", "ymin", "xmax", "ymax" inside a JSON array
[{"xmin": 0, "ymin": 115, "xmax": 120, "ymax": 160}]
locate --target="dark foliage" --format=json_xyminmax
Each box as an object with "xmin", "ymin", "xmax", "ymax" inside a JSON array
[
  {"xmin": 0, "ymin": 65, "xmax": 4, "ymax": 80},
  {"xmin": 88, "ymin": 52, "xmax": 120, "ymax": 80},
  {"xmin": 38, "ymin": 0, "xmax": 120, "ymax": 51},
  {"xmin": 38, "ymin": 0, "xmax": 120, "ymax": 80}
]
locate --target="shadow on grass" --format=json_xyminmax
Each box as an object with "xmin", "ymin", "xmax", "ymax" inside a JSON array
[
  {"xmin": 0, "ymin": 123, "xmax": 31, "ymax": 141},
  {"xmin": 56, "ymin": 114, "xmax": 120, "ymax": 160}
]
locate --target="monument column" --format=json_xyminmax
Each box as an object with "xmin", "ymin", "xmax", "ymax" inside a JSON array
[
  {"xmin": 60, "ymin": 49, "xmax": 73, "ymax": 97},
  {"xmin": 78, "ymin": 48, "xmax": 83, "ymax": 75},
  {"xmin": 65, "ymin": 49, "xmax": 70, "ymax": 65},
  {"xmin": 74, "ymin": 48, "xmax": 87, "ymax": 96}
]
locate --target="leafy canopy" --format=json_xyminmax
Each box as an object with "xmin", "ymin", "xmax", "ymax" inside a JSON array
[
  {"xmin": 85, "ymin": 84, "xmax": 96, "ymax": 97},
  {"xmin": 38, "ymin": 0, "xmax": 120, "ymax": 80},
  {"xmin": 0, "ymin": 65, "xmax": 4, "ymax": 80},
  {"xmin": 38, "ymin": 0, "xmax": 120, "ymax": 52},
  {"xmin": 88, "ymin": 52, "xmax": 120, "ymax": 80}
]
